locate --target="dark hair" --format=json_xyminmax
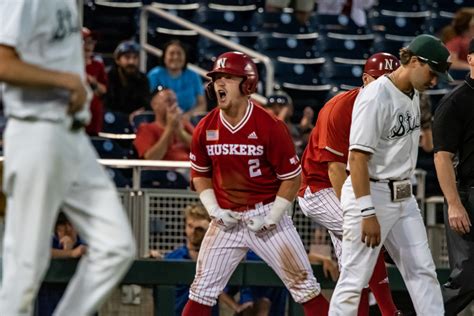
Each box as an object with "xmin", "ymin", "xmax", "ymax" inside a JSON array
[
  {"xmin": 160, "ymin": 40, "xmax": 188, "ymax": 69},
  {"xmin": 55, "ymin": 212, "xmax": 70, "ymax": 227},
  {"xmin": 399, "ymin": 47, "xmax": 416, "ymax": 65},
  {"xmin": 441, "ymin": 10, "xmax": 474, "ymax": 43}
]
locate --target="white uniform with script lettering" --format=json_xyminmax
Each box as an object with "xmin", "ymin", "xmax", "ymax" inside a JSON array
[
  {"xmin": 0, "ymin": 1, "xmax": 135, "ymax": 315},
  {"xmin": 329, "ymin": 76, "xmax": 444, "ymax": 315}
]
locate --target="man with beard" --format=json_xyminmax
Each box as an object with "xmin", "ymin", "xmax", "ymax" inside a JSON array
[{"xmin": 105, "ymin": 41, "xmax": 150, "ymax": 114}]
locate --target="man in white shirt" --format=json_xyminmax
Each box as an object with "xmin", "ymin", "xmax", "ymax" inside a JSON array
[
  {"xmin": 329, "ymin": 34, "xmax": 452, "ymax": 316},
  {"xmin": 0, "ymin": 1, "xmax": 135, "ymax": 315}
]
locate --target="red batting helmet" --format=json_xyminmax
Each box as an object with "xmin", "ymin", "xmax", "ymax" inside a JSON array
[
  {"xmin": 206, "ymin": 51, "xmax": 259, "ymax": 96},
  {"xmin": 364, "ymin": 52, "xmax": 400, "ymax": 78}
]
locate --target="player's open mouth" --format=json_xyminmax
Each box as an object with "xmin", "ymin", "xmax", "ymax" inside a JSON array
[{"xmin": 217, "ymin": 90, "xmax": 226, "ymax": 101}]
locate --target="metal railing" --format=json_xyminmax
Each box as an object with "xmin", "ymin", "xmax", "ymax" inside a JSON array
[{"xmin": 139, "ymin": 5, "xmax": 275, "ymax": 99}]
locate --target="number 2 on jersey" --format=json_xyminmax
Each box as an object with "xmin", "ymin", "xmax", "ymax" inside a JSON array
[{"xmin": 248, "ymin": 159, "xmax": 262, "ymax": 177}]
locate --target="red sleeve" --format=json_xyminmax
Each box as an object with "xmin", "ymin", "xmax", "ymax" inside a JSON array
[
  {"xmin": 267, "ymin": 120, "xmax": 301, "ymax": 180},
  {"xmin": 133, "ymin": 124, "xmax": 160, "ymax": 158},
  {"xmin": 97, "ymin": 61, "xmax": 108, "ymax": 86},
  {"xmin": 190, "ymin": 122, "xmax": 212, "ymax": 178},
  {"xmin": 446, "ymin": 37, "xmax": 461, "ymax": 55},
  {"xmin": 319, "ymin": 90, "xmax": 357, "ymax": 163}
]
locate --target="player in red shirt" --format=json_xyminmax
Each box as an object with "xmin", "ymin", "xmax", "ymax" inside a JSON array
[
  {"xmin": 182, "ymin": 52, "xmax": 330, "ymax": 316},
  {"xmin": 298, "ymin": 53, "xmax": 403, "ymax": 316}
]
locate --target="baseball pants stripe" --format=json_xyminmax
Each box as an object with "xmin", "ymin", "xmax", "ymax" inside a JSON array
[
  {"xmin": 298, "ymin": 187, "xmax": 343, "ymax": 263},
  {"xmin": 188, "ymin": 203, "xmax": 320, "ymax": 306}
]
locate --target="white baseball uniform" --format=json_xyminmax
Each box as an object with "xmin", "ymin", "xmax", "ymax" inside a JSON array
[
  {"xmin": 329, "ymin": 76, "xmax": 444, "ymax": 315},
  {"xmin": 0, "ymin": 1, "xmax": 135, "ymax": 315}
]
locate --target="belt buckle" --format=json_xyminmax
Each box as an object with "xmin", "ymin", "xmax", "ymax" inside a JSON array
[{"xmin": 390, "ymin": 179, "xmax": 412, "ymax": 202}]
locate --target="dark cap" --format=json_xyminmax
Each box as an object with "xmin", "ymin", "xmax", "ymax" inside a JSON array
[
  {"xmin": 408, "ymin": 34, "xmax": 453, "ymax": 82},
  {"xmin": 114, "ymin": 41, "xmax": 140, "ymax": 58},
  {"xmin": 469, "ymin": 37, "xmax": 474, "ymax": 54}
]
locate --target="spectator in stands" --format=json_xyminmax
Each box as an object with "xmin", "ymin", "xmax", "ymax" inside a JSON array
[
  {"xmin": 266, "ymin": 0, "xmax": 315, "ymax": 25},
  {"xmin": 441, "ymin": 9, "xmax": 474, "ymax": 70},
  {"xmin": 105, "ymin": 41, "xmax": 150, "ymax": 114},
  {"xmin": 83, "ymin": 28, "xmax": 107, "ymax": 136},
  {"xmin": 133, "ymin": 86, "xmax": 193, "ymax": 161},
  {"xmin": 36, "ymin": 213, "xmax": 87, "ymax": 315},
  {"xmin": 147, "ymin": 40, "xmax": 206, "ymax": 118},
  {"xmin": 265, "ymin": 92, "xmax": 314, "ymax": 156},
  {"xmin": 316, "ymin": 0, "xmax": 374, "ymax": 27},
  {"xmin": 152, "ymin": 204, "xmax": 252, "ymax": 316}
]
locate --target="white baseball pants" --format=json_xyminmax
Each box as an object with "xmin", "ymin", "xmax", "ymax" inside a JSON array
[
  {"xmin": 188, "ymin": 202, "xmax": 320, "ymax": 306},
  {"xmin": 0, "ymin": 119, "xmax": 136, "ymax": 316},
  {"xmin": 329, "ymin": 179, "xmax": 444, "ymax": 316},
  {"xmin": 298, "ymin": 187, "xmax": 343, "ymax": 264}
]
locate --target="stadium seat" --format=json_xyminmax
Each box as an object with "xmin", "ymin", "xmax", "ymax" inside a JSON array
[
  {"xmin": 368, "ymin": 10, "xmax": 430, "ymax": 36},
  {"xmin": 372, "ymin": 34, "xmax": 414, "ymax": 57},
  {"xmin": 426, "ymin": 12, "xmax": 453, "ymax": 35},
  {"xmin": 311, "ymin": 14, "xmax": 367, "ymax": 35},
  {"xmin": 271, "ymin": 58, "xmax": 333, "ymax": 108},
  {"xmin": 372, "ymin": 0, "xmax": 424, "ymax": 12},
  {"xmin": 91, "ymin": 137, "xmax": 135, "ymax": 159},
  {"xmin": 316, "ymin": 33, "xmax": 374, "ymax": 62},
  {"xmin": 131, "ymin": 111, "xmax": 155, "ymax": 132},
  {"xmin": 273, "ymin": 57, "xmax": 325, "ymax": 87},
  {"xmin": 214, "ymin": 30, "xmax": 259, "ymax": 49},
  {"xmin": 105, "ymin": 167, "xmax": 133, "ymax": 188},
  {"xmin": 207, "ymin": 0, "xmax": 257, "ymax": 6},
  {"xmin": 140, "ymin": 170, "xmax": 190, "ymax": 189},
  {"xmin": 321, "ymin": 62, "xmax": 364, "ymax": 89},
  {"xmin": 253, "ymin": 11, "xmax": 317, "ymax": 36},
  {"xmin": 195, "ymin": 7, "xmax": 256, "ymax": 32},
  {"xmin": 102, "ymin": 111, "xmax": 134, "ymax": 134},
  {"xmin": 256, "ymin": 34, "xmax": 319, "ymax": 59},
  {"xmin": 83, "ymin": 1, "xmax": 140, "ymax": 55},
  {"xmin": 430, "ymin": 0, "xmax": 474, "ymax": 15}
]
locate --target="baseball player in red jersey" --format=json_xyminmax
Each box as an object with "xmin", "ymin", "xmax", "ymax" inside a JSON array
[
  {"xmin": 182, "ymin": 51, "xmax": 330, "ymax": 316},
  {"xmin": 298, "ymin": 53, "xmax": 402, "ymax": 316}
]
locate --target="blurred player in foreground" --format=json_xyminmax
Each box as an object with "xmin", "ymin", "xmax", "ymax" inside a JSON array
[{"xmin": 0, "ymin": 1, "xmax": 135, "ymax": 314}]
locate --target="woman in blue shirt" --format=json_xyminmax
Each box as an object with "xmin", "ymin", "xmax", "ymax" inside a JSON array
[{"xmin": 148, "ymin": 40, "xmax": 206, "ymax": 116}]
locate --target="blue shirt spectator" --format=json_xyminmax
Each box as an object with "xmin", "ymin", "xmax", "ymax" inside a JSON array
[
  {"xmin": 148, "ymin": 66, "xmax": 204, "ymax": 113},
  {"xmin": 147, "ymin": 40, "xmax": 206, "ymax": 114}
]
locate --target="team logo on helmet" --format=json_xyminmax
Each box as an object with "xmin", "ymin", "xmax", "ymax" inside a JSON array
[
  {"xmin": 216, "ymin": 58, "xmax": 227, "ymax": 69},
  {"xmin": 383, "ymin": 59, "xmax": 395, "ymax": 71}
]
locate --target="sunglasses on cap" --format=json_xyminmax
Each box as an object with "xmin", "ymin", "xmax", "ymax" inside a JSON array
[
  {"xmin": 416, "ymin": 56, "xmax": 451, "ymax": 74},
  {"xmin": 267, "ymin": 96, "xmax": 290, "ymax": 105}
]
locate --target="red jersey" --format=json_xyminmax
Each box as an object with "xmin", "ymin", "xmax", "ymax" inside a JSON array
[
  {"xmin": 134, "ymin": 121, "xmax": 194, "ymax": 161},
  {"xmin": 85, "ymin": 58, "xmax": 107, "ymax": 135},
  {"xmin": 191, "ymin": 101, "xmax": 301, "ymax": 211},
  {"xmin": 298, "ymin": 88, "xmax": 360, "ymax": 196}
]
